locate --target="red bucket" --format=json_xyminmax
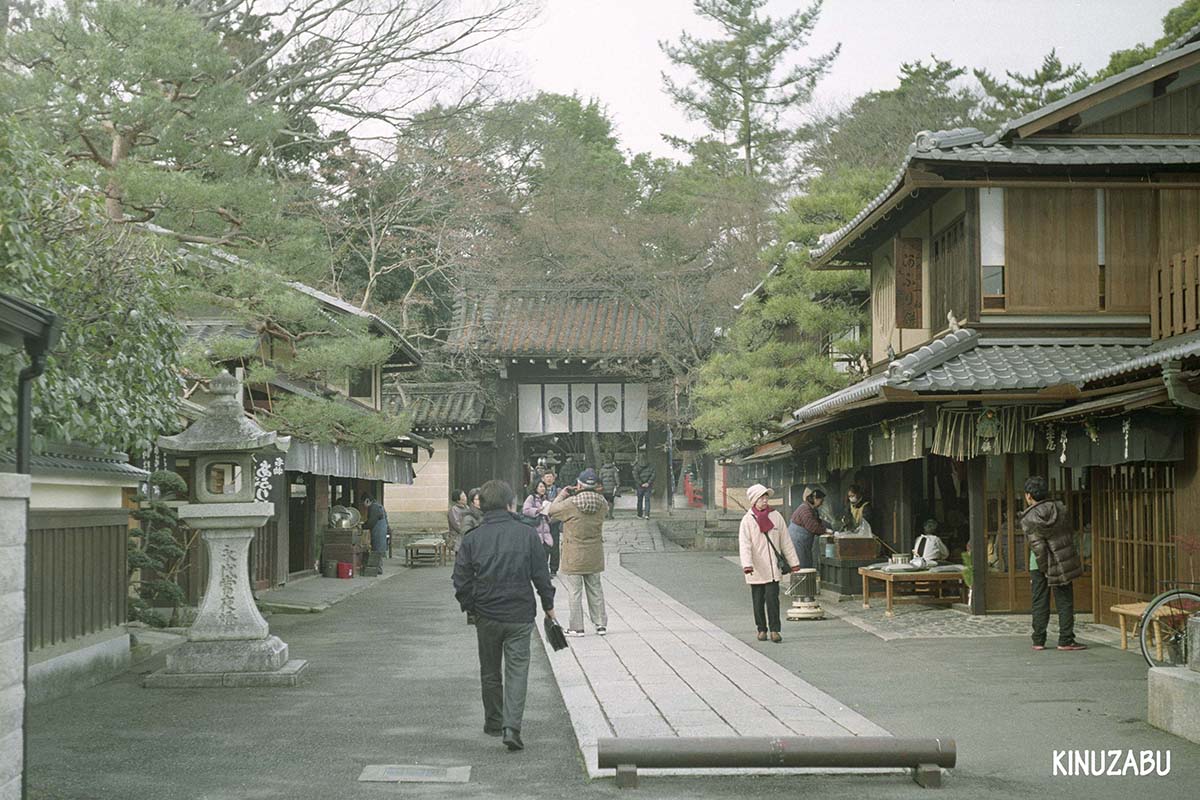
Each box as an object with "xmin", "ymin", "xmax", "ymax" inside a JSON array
[{"xmin": 337, "ymin": 561, "xmax": 353, "ymax": 579}]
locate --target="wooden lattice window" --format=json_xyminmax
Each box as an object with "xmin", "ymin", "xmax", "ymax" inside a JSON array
[{"xmin": 1092, "ymin": 463, "xmax": 1176, "ymax": 619}]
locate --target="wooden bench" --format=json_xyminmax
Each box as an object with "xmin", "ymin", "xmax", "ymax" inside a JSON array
[
  {"xmin": 404, "ymin": 537, "xmax": 448, "ymax": 567},
  {"xmin": 1110, "ymin": 601, "xmax": 1164, "ymax": 660},
  {"xmin": 858, "ymin": 567, "xmax": 967, "ymax": 617}
]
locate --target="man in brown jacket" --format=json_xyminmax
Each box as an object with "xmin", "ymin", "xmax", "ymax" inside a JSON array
[
  {"xmin": 1019, "ymin": 475, "xmax": 1086, "ymax": 652},
  {"xmin": 549, "ymin": 468, "xmax": 610, "ymax": 637}
]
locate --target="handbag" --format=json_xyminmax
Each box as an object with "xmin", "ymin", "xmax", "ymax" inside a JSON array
[
  {"xmin": 543, "ymin": 617, "xmax": 569, "ymax": 651},
  {"xmin": 762, "ymin": 528, "xmax": 793, "ymax": 577}
]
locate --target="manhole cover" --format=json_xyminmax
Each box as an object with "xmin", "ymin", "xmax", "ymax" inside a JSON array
[{"xmin": 358, "ymin": 765, "xmax": 471, "ymax": 783}]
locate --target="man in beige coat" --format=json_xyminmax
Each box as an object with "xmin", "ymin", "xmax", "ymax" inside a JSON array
[
  {"xmin": 549, "ymin": 468, "xmax": 610, "ymax": 637},
  {"xmin": 739, "ymin": 484, "xmax": 801, "ymax": 642}
]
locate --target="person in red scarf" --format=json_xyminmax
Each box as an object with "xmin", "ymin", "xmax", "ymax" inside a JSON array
[{"xmin": 738, "ymin": 484, "xmax": 802, "ymax": 642}]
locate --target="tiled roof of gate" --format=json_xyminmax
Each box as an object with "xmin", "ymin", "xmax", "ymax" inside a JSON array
[
  {"xmin": 386, "ymin": 382, "xmax": 485, "ymax": 429},
  {"xmin": 791, "ymin": 329, "xmax": 1152, "ymax": 423},
  {"xmin": 448, "ymin": 291, "xmax": 658, "ymax": 358}
]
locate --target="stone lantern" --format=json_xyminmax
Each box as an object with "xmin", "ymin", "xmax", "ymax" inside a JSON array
[{"xmin": 144, "ymin": 372, "xmax": 307, "ymax": 687}]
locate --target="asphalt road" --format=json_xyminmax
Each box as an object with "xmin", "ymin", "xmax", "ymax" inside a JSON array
[{"xmin": 25, "ymin": 550, "xmax": 1200, "ymax": 799}]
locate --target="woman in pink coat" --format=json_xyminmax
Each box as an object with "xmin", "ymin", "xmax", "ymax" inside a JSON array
[{"xmin": 738, "ymin": 484, "xmax": 801, "ymax": 643}]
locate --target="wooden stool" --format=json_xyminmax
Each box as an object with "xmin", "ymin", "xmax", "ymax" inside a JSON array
[{"xmin": 1110, "ymin": 601, "xmax": 1162, "ymax": 660}]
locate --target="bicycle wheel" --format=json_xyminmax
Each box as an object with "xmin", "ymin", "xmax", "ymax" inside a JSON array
[{"xmin": 1140, "ymin": 589, "xmax": 1200, "ymax": 668}]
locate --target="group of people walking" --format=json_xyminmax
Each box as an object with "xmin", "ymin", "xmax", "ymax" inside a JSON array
[{"xmin": 450, "ymin": 465, "xmax": 614, "ymax": 752}]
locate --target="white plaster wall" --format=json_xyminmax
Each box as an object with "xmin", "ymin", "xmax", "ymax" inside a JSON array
[
  {"xmin": 0, "ymin": 473, "xmax": 31, "ymax": 800},
  {"xmin": 384, "ymin": 438, "xmax": 451, "ymax": 520},
  {"xmin": 29, "ymin": 479, "xmax": 125, "ymax": 510}
]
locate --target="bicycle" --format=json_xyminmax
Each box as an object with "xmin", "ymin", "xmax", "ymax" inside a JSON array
[{"xmin": 1139, "ymin": 581, "xmax": 1200, "ymax": 668}]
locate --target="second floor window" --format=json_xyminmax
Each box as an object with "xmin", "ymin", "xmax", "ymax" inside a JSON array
[
  {"xmin": 983, "ymin": 266, "xmax": 1006, "ymax": 310},
  {"xmin": 349, "ymin": 368, "xmax": 374, "ymax": 401}
]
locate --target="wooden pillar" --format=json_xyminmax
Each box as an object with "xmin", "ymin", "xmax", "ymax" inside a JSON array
[
  {"xmin": 312, "ymin": 476, "xmax": 329, "ymax": 572},
  {"xmin": 493, "ymin": 377, "xmax": 523, "ymax": 494},
  {"xmin": 646, "ymin": 419, "xmax": 669, "ymax": 504},
  {"xmin": 967, "ymin": 456, "xmax": 987, "ymax": 615}
]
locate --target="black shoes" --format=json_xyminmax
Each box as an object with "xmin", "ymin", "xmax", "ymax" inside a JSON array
[
  {"xmin": 502, "ymin": 727, "xmax": 524, "ymax": 751},
  {"xmin": 484, "ymin": 726, "xmax": 502, "ymax": 737}
]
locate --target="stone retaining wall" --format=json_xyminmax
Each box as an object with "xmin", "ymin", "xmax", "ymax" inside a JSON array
[{"xmin": 0, "ymin": 473, "xmax": 31, "ymax": 800}]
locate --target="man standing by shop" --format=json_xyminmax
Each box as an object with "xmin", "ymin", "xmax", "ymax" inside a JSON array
[
  {"xmin": 362, "ymin": 494, "xmax": 389, "ymax": 573},
  {"xmin": 1019, "ymin": 475, "xmax": 1087, "ymax": 652},
  {"xmin": 542, "ymin": 469, "xmax": 561, "ymax": 575},
  {"xmin": 453, "ymin": 480, "xmax": 557, "ymax": 751},
  {"xmin": 549, "ymin": 468, "xmax": 609, "ymax": 637},
  {"xmin": 633, "ymin": 453, "xmax": 656, "ymax": 519}
]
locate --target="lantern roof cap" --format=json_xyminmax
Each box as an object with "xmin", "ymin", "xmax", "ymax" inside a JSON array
[{"xmin": 157, "ymin": 372, "xmax": 289, "ymax": 454}]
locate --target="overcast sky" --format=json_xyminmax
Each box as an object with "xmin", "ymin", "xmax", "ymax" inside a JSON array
[{"xmin": 497, "ymin": 0, "xmax": 1179, "ymax": 159}]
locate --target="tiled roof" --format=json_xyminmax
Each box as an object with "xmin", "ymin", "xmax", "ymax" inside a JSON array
[
  {"xmin": 811, "ymin": 132, "xmax": 1200, "ymax": 263},
  {"xmin": 810, "ymin": 37, "xmax": 1200, "ymax": 266},
  {"xmin": 791, "ymin": 329, "xmax": 1152, "ymax": 423},
  {"xmin": 0, "ymin": 445, "xmax": 149, "ymax": 481},
  {"xmin": 897, "ymin": 339, "xmax": 1149, "ymax": 392},
  {"xmin": 918, "ymin": 138, "xmax": 1200, "ymax": 166},
  {"xmin": 386, "ymin": 382, "xmax": 485, "ymax": 430},
  {"xmin": 448, "ymin": 291, "xmax": 658, "ymax": 358},
  {"xmin": 984, "ymin": 40, "xmax": 1200, "ymax": 146},
  {"xmin": 1078, "ymin": 328, "xmax": 1200, "ymax": 383}
]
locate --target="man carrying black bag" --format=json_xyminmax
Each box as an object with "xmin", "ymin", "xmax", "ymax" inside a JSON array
[{"xmin": 452, "ymin": 480, "xmax": 557, "ymax": 752}]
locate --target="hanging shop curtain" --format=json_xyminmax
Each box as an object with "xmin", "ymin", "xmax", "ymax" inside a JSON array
[
  {"xmin": 826, "ymin": 411, "xmax": 927, "ymax": 472},
  {"xmin": 1055, "ymin": 413, "xmax": 1184, "ymax": 468},
  {"xmin": 931, "ymin": 406, "xmax": 1046, "ymax": 460}
]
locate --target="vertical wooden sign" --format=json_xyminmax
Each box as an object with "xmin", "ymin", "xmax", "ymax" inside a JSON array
[{"xmin": 894, "ymin": 236, "xmax": 923, "ymax": 329}]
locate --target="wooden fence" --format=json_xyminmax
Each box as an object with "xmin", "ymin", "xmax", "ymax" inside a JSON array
[
  {"xmin": 1153, "ymin": 247, "xmax": 1200, "ymax": 340},
  {"xmin": 26, "ymin": 509, "xmax": 129, "ymax": 653}
]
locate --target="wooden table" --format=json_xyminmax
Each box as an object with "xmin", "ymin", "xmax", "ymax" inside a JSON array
[
  {"xmin": 1110, "ymin": 601, "xmax": 1164, "ymax": 660},
  {"xmin": 404, "ymin": 538, "xmax": 448, "ymax": 567},
  {"xmin": 858, "ymin": 567, "xmax": 967, "ymax": 617}
]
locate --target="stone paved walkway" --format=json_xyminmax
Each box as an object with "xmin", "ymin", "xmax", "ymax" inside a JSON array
[
  {"xmin": 536, "ymin": 520, "xmax": 893, "ymax": 778},
  {"xmin": 719, "ymin": 555, "xmax": 1125, "ymax": 648}
]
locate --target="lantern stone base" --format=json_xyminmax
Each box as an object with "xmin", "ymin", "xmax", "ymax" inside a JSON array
[
  {"xmin": 144, "ymin": 635, "xmax": 307, "ymax": 687},
  {"xmin": 166, "ymin": 635, "xmax": 290, "ymax": 674},
  {"xmin": 143, "ymin": 657, "xmax": 308, "ymax": 688}
]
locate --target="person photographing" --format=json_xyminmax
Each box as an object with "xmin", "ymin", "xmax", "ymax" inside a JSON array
[{"xmin": 549, "ymin": 468, "xmax": 610, "ymax": 637}]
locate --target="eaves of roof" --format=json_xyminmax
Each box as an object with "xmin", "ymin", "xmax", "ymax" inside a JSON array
[
  {"xmin": 287, "ymin": 282, "xmax": 421, "ymax": 367},
  {"xmin": 1078, "ymin": 328, "xmax": 1200, "ymax": 383},
  {"xmin": 790, "ymin": 329, "xmax": 1155, "ymax": 425},
  {"xmin": 985, "ymin": 40, "xmax": 1200, "ymax": 146}
]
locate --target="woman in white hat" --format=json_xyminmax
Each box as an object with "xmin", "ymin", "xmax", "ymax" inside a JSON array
[{"xmin": 739, "ymin": 484, "xmax": 802, "ymax": 642}]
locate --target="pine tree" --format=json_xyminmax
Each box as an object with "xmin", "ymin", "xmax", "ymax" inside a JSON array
[
  {"xmin": 660, "ymin": 0, "xmax": 839, "ymax": 178},
  {"xmin": 974, "ymin": 50, "xmax": 1090, "ymax": 123}
]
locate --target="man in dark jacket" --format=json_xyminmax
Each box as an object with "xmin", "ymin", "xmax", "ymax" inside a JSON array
[
  {"xmin": 362, "ymin": 495, "xmax": 389, "ymax": 571},
  {"xmin": 599, "ymin": 461, "xmax": 620, "ymax": 519},
  {"xmin": 1019, "ymin": 475, "xmax": 1086, "ymax": 652},
  {"xmin": 452, "ymin": 480, "xmax": 557, "ymax": 751},
  {"xmin": 633, "ymin": 456, "xmax": 656, "ymax": 519}
]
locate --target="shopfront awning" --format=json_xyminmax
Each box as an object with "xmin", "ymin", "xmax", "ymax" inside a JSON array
[
  {"xmin": 284, "ymin": 442, "xmax": 414, "ymax": 484},
  {"xmin": 741, "ymin": 441, "xmax": 792, "ymax": 463},
  {"xmin": 1028, "ymin": 387, "xmax": 1170, "ymax": 423}
]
